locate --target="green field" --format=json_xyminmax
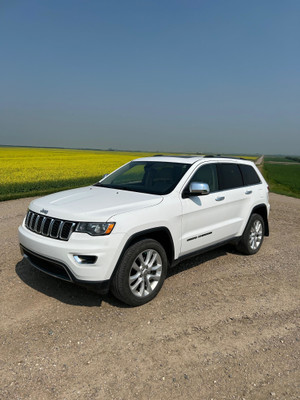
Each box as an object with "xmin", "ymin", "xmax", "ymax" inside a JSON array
[
  {"xmin": 0, "ymin": 146, "xmax": 259, "ymax": 201},
  {"xmin": 263, "ymin": 163, "xmax": 300, "ymax": 198}
]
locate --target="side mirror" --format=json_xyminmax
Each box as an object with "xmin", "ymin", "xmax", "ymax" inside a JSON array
[{"xmin": 188, "ymin": 182, "xmax": 210, "ymax": 195}]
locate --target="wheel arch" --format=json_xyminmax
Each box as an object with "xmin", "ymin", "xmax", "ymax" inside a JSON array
[
  {"xmin": 114, "ymin": 227, "xmax": 175, "ymax": 274},
  {"xmin": 251, "ymin": 204, "xmax": 269, "ymax": 236}
]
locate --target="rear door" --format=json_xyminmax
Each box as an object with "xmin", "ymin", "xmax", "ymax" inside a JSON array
[
  {"xmin": 239, "ymin": 163, "xmax": 264, "ymax": 201},
  {"xmin": 216, "ymin": 162, "xmax": 249, "ymax": 237}
]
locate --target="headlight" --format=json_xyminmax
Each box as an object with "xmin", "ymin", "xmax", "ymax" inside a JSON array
[{"xmin": 75, "ymin": 222, "xmax": 115, "ymax": 236}]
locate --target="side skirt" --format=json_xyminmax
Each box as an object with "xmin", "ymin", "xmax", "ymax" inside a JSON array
[{"xmin": 170, "ymin": 237, "xmax": 241, "ymax": 268}]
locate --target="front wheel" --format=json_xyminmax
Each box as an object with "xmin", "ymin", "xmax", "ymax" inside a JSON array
[
  {"xmin": 111, "ymin": 239, "xmax": 168, "ymax": 306},
  {"xmin": 237, "ymin": 213, "xmax": 265, "ymax": 255}
]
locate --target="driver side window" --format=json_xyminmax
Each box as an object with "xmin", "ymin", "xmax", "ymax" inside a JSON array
[{"xmin": 191, "ymin": 164, "xmax": 218, "ymax": 192}]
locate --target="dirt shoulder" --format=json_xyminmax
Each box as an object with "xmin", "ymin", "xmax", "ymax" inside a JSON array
[
  {"xmin": 255, "ymin": 155, "xmax": 264, "ymax": 165},
  {"xmin": 0, "ymin": 193, "xmax": 299, "ymax": 400}
]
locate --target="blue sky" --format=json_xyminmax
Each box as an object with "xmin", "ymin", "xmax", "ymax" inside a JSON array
[{"xmin": 0, "ymin": 0, "xmax": 299, "ymax": 154}]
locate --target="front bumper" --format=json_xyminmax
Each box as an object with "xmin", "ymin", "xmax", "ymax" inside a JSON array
[
  {"xmin": 18, "ymin": 223, "xmax": 124, "ymax": 282},
  {"xmin": 20, "ymin": 245, "xmax": 110, "ymax": 294}
]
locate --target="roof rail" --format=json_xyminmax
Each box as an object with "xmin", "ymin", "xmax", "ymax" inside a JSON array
[{"xmin": 204, "ymin": 155, "xmax": 247, "ymax": 160}]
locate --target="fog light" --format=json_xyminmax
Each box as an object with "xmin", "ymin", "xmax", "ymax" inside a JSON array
[{"xmin": 74, "ymin": 255, "xmax": 98, "ymax": 264}]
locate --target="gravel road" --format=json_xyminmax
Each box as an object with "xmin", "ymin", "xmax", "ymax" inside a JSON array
[{"xmin": 0, "ymin": 193, "xmax": 299, "ymax": 400}]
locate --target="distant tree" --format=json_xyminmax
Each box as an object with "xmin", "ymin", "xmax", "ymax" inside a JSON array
[{"xmin": 286, "ymin": 156, "xmax": 300, "ymax": 163}]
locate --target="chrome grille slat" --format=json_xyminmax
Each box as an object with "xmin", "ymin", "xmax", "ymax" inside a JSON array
[
  {"xmin": 24, "ymin": 211, "xmax": 76, "ymax": 241},
  {"xmin": 30, "ymin": 214, "xmax": 37, "ymax": 230},
  {"xmin": 28, "ymin": 212, "xmax": 34, "ymax": 229},
  {"xmin": 42, "ymin": 218, "xmax": 51, "ymax": 236},
  {"xmin": 40, "ymin": 216, "xmax": 47, "ymax": 233},
  {"xmin": 36, "ymin": 215, "xmax": 43, "ymax": 233},
  {"xmin": 48, "ymin": 219, "xmax": 55, "ymax": 237},
  {"xmin": 68, "ymin": 223, "xmax": 76, "ymax": 240},
  {"xmin": 25, "ymin": 211, "xmax": 32, "ymax": 227},
  {"xmin": 57, "ymin": 221, "xmax": 64, "ymax": 238},
  {"xmin": 60, "ymin": 222, "xmax": 76, "ymax": 240},
  {"xmin": 29, "ymin": 214, "xmax": 34, "ymax": 229},
  {"xmin": 34, "ymin": 215, "xmax": 40, "ymax": 232}
]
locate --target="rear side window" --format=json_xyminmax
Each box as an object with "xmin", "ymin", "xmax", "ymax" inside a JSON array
[
  {"xmin": 218, "ymin": 163, "xmax": 243, "ymax": 190},
  {"xmin": 239, "ymin": 164, "xmax": 261, "ymax": 185}
]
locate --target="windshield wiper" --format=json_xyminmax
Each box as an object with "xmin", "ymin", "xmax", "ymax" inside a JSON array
[
  {"xmin": 94, "ymin": 183, "xmax": 139, "ymax": 191},
  {"xmin": 94, "ymin": 183, "xmax": 158, "ymax": 195},
  {"xmin": 93, "ymin": 183, "xmax": 121, "ymax": 190}
]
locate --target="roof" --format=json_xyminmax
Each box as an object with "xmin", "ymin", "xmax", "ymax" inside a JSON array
[{"xmin": 133, "ymin": 155, "xmax": 253, "ymax": 165}]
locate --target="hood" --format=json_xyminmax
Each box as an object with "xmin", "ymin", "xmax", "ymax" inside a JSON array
[{"xmin": 29, "ymin": 186, "xmax": 163, "ymax": 221}]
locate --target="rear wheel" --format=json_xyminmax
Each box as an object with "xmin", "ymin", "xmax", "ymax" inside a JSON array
[
  {"xmin": 237, "ymin": 213, "xmax": 265, "ymax": 255},
  {"xmin": 111, "ymin": 239, "xmax": 168, "ymax": 306}
]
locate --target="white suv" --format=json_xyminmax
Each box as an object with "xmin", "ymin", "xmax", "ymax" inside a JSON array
[{"xmin": 19, "ymin": 156, "xmax": 270, "ymax": 306}]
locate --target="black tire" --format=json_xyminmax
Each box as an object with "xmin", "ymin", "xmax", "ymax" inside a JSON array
[
  {"xmin": 237, "ymin": 213, "xmax": 265, "ymax": 255},
  {"xmin": 111, "ymin": 239, "xmax": 168, "ymax": 306}
]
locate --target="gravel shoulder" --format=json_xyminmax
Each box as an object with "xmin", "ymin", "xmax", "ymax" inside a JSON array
[{"xmin": 0, "ymin": 193, "xmax": 299, "ymax": 400}]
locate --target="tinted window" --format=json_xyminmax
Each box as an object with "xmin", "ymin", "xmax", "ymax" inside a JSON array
[
  {"xmin": 239, "ymin": 164, "xmax": 261, "ymax": 185},
  {"xmin": 218, "ymin": 163, "xmax": 243, "ymax": 190},
  {"xmin": 191, "ymin": 164, "xmax": 218, "ymax": 192}
]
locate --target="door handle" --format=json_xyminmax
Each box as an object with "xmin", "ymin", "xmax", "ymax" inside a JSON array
[
  {"xmin": 215, "ymin": 196, "xmax": 225, "ymax": 201},
  {"xmin": 245, "ymin": 190, "xmax": 252, "ymax": 195}
]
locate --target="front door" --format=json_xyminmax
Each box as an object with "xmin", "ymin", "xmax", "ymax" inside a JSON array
[{"xmin": 180, "ymin": 162, "xmax": 246, "ymax": 256}]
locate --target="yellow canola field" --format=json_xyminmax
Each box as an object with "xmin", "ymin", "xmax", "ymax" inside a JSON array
[
  {"xmin": 0, "ymin": 147, "xmax": 258, "ymax": 201},
  {"xmin": 1, "ymin": 147, "xmax": 155, "ymax": 184},
  {"xmin": 0, "ymin": 147, "xmax": 156, "ymax": 200}
]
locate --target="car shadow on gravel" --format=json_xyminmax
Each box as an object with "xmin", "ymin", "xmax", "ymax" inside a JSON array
[
  {"xmin": 15, "ymin": 244, "xmax": 239, "ymax": 308},
  {"xmin": 15, "ymin": 258, "xmax": 104, "ymax": 307}
]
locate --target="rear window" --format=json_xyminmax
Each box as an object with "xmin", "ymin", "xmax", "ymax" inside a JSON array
[
  {"xmin": 217, "ymin": 163, "xmax": 243, "ymax": 190},
  {"xmin": 239, "ymin": 164, "xmax": 261, "ymax": 185}
]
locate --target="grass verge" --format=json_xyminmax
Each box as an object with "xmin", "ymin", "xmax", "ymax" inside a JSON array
[{"xmin": 262, "ymin": 163, "xmax": 300, "ymax": 199}]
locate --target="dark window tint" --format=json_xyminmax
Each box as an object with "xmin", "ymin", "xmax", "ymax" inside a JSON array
[
  {"xmin": 218, "ymin": 163, "xmax": 243, "ymax": 190},
  {"xmin": 239, "ymin": 164, "xmax": 261, "ymax": 185},
  {"xmin": 191, "ymin": 164, "xmax": 218, "ymax": 192}
]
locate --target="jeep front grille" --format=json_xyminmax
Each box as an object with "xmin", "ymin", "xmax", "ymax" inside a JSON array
[{"xmin": 25, "ymin": 210, "xmax": 77, "ymax": 241}]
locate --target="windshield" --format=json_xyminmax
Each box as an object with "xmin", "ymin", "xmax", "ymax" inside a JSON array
[{"xmin": 94, "ymin": 161, "xmax": 191, "ymax": 195}]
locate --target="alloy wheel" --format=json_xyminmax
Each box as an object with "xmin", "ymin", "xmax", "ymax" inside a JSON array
[
  {"xmin": 129, "ymin": 249, "xmax": 162, "ymax": 297},
  {"xmin": 249, "ymin": 220, "xmax": 263, "ymax": 250}
]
